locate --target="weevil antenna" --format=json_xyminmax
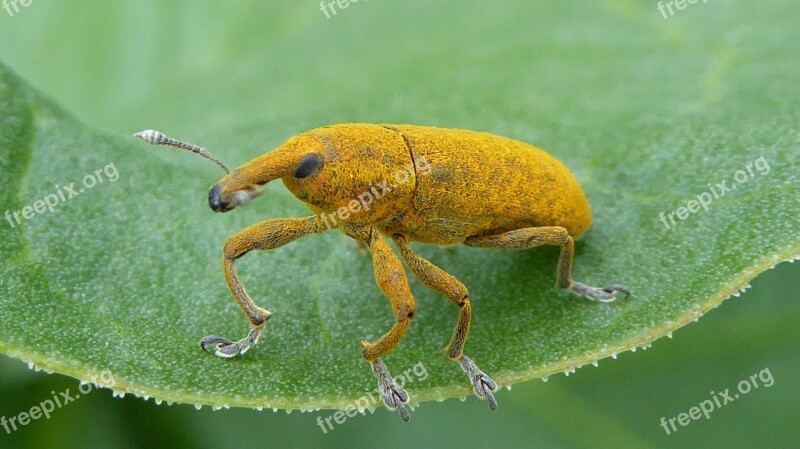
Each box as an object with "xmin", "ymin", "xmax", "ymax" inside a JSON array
[{"xmin": 134, "ymin": 129, "xmax": 230, "ymax": 174}]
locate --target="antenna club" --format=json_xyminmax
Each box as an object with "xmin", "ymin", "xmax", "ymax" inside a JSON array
[{"xmin": 133, "ymin": 129, "xmax": 168, "ymax": 145}]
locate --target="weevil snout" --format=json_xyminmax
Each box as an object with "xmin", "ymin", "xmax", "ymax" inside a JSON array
[
  {"xmin": 208, "ymin": 185, "xmax": 229, "ymax": 212},
  {"xmin": 208, "ymin": 183, "xmax": 265, "ymax": 213},
  {"xmin": 206, "ymin": 137, "xmax": 315, "ymax": 213}
]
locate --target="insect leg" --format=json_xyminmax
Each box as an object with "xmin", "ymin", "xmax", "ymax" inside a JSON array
[
  {"xmin": 394, "ymin": 234, "xmax": 497, "ymax": 411},
  {"xmin": 465, "ymin": 226, "xmax": 630, "ymax": 302},
  {"xmin": 200, "ymin": 216, "xmax": 324, "ymax": 357},
  {"xmin": 348, "ymin": 226, "xmax": 416, "ymax": 421}
]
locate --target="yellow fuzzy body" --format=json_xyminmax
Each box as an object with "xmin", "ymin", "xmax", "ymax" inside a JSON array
[{"xmin": 280, "ymin": 124, "xmax": 592, "ymax": 242}]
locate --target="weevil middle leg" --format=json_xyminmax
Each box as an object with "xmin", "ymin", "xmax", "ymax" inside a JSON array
[
  {"xmin": 464, "ymin": 226, "xmax": 630, "ymax": 301},
  {"xmin": 346, "ymin": 225, "xmax": 416, "ymax": 421},
  {"xmin": 394, "ymin": 234, "xmax": 497, "ymax": 410},
  {"xmin": 200, "ymin": 216, "xmax": 325, "ymax": 357}
]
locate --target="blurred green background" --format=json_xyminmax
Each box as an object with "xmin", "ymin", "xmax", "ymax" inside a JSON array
[{"xmin": 1, "ymin": 1, "xmax": 798, "ymax": 448}]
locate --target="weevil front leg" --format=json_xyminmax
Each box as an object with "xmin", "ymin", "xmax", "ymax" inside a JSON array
[
  {"xmin": 347, "ymin": 226, "xmax": 416, "ymax": 421},
  {"xmin": 200, "ymin": 216, "xmax": 324, "ymax": 357},
  {"xmin": 394, "ymin": 234, "xmax": 497, "ymax": 410},
  {"xmin": 465, "ymin": 226, "xmax": 630, "ymax": 302}
]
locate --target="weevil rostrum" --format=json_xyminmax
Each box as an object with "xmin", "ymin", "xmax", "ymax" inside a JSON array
[{"xmin": 134, "ymin": 124, "xmax": 630, "ymax": 421}]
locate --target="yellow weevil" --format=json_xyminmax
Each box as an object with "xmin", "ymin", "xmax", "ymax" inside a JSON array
[{"xmin": 134, "ymin": 124, "xmax": 630, "ymax": 421}]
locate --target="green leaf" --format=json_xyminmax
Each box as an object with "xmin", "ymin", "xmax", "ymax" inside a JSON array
[{"xmin": 1, "ymin": 1, "xmax": 798, "ymax": 415}]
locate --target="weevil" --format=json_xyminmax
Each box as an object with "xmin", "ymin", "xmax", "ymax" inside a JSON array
[{"xmin": 134, "ymin": 124, "xmax": 630, "ymax": 421}]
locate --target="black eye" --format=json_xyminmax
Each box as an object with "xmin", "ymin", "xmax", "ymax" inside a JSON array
[{"xmin": 294, "ymin": 154, "xmax": 321, "ymax": 179}]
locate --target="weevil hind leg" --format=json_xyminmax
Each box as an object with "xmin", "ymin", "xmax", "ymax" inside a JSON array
[
  {"xmin": 200, "ymin": 216, "xmax": 324, "ymax": 358},
  {"xmin": 465, "ymin": 226, "xmax": 630, "ymax": 302},
  {"xmin": 394, "ymin": 234, "xmax": 498, "ymax": 410}
]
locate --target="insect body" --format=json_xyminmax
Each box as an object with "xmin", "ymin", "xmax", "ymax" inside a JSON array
[{"xmin": 135, "ymin": 124, "xmax": 630, "ymax": 421}]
